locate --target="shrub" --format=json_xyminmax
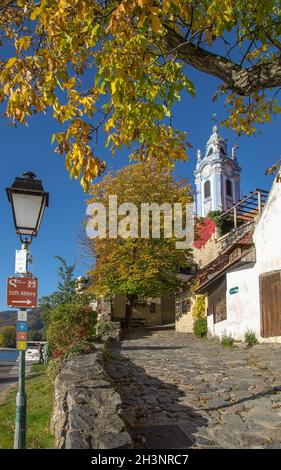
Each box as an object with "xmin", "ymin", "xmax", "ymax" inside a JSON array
[
  {"xmin": 63, "ymin": 338, "xmax": 97, "ymax": 359},
  {"xmin": 193, "ymin": 317, "xmax": 207, "ymax": 337},
  {"xmin": 191, "ymin": 294, "xmax": 206, "ymax": 319},
  {"xmin": 244, "ymin": 330, "xmax": 258, "ymax": 346},
  {"xmin": 221, "ymin": 334, "xmax": 234, "ymax": 347},
  {"xmin": 47, "ymin": 303, "xmax": 97, "ymax": 358},
  {"xmin": 47, "ymin": 357, "xmax": 63, "ymax": 382},
  {"xmin": 96, "ymin": 320, "xmax": 114, "ymax": 339},
  {"xmin": 0, "ymin": 326, "xmax": 16, "ymax": 348}
]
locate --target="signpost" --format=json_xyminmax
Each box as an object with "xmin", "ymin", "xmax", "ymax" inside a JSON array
[
  {"xmin": 6, "ymin": 274, "xmax": 36, "ymax": 449},
  {"xmin": 7, "ymin": 277, "xmax": 38, "ymax": 308}
]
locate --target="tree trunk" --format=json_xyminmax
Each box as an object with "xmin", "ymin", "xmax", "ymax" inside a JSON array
[
  {"xmin": 124, "ymin": 294, "xmax": 135, "ymax": 328},
  {"xmin": 165, "ymin": 29, "xmax": 281, "ymax": 96}
]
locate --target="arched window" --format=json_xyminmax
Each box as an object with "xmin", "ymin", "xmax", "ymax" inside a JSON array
[
  {"xmin": 207, "ymin": 147, "xmax": 213, "ymax": 157},
  {"xmin": 204, "ymin": 180, "xmax": 211, "ymax": 199},
  {"xmin": 226, "ymin": 179, "xmax": 232, "ymax": 197}
]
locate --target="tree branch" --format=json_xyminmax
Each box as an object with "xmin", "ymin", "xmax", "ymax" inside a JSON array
[{"xmin": 165, "ymin": 29, "xmax": 281, "ymax": 96}]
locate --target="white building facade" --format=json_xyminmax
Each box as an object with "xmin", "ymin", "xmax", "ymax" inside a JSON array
[{"xmin": 208, "ymin": 175, "xmax": 281, "ymax": 343}]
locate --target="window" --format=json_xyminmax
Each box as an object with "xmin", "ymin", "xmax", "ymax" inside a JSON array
[
  {"xmin": 181, "ymin": 299, "xmax": 191, "ymax": 314},
  {"xmin": 204, "ymin": 180, "xmax": 211, "ymax": 199},
  {"xmin": 226, "ymin": 179, "xmax": 232, "ymax": 197},
  {"xmin": 207, "ymin": 147, "xmax": 213, "ymax": 157},
  {"xmin": 136, "ymin": 295, "xmax": 146, "ymax": 304},
  {"xmin": 150, "ymin": 302, "xmax": 156, "ymax": 313}
]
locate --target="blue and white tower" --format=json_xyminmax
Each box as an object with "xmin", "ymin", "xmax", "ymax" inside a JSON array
[{"xmin": 194, "ymin": 124, "xmax": 241, "ymax": 217}]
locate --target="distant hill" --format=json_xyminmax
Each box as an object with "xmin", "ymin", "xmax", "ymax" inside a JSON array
[{"xmin": 0, "ymin": 308, "xmax": 44, "ymax": 335}]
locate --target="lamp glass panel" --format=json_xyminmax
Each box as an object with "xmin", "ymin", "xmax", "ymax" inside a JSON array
[{"xmin": 12, "ymin": 193, "xmax": 43, "ymax": 233}]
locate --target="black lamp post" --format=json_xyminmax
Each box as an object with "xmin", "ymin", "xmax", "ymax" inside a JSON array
[
  {"xmin": 6, "ymin": 172, "xmax": 49, "ymax": 449},
  {"xmin": 6, "ymin": 171, "xmax": 49, "ymax": 244}
]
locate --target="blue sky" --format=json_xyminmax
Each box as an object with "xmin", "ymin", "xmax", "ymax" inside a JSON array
[{"xmin": 0, "ymin": 68, "xmax": 280, "ymax": 310}]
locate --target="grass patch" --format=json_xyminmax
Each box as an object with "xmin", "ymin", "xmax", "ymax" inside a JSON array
[
  {"xmin": 244, "ymin": 330, "xmax": 258, "ymax": 347},
  {"xmin": 0, "ymin": 364, "xmax": 54, "ymax": 449},
  {"xmin": 221, "ymin": 334, "xmax": 234, "ymax": 347}
]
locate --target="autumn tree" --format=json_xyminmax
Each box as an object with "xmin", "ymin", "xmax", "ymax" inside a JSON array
[
  {"xmin": 86, "ymin": 160, "xmax": 193, "ymax": 326},
  {"xmin": 0, "ymin": 326, "xmax": 16, "ymax": 348},
  {"xmin": 1, "ymin": 1, "xmax": 281, "ymax": 190}
]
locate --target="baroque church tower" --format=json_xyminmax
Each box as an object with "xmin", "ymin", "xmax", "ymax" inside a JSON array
[{"xmin": 194, "ymin": 124, "xmax": 241, "ymax": 217}]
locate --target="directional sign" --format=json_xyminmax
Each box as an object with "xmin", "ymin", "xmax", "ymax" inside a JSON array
[
  {"xmin": 17, "ymin": 331, "xmax": 27, "ymax": 341},
  {"xmin": 7, "ymin": 277, "xmax": 38, "ymax": 308},
  {"xmin": 16, "ymin": 321, "xmax": 28, "ymax": 332},
  {"xmin": 17, "ymin": 341, "xmax": 27, "ymax": 351},
  {"xmin": 17, "ymin": 310, "xmax": 27, "ymax": 322}
]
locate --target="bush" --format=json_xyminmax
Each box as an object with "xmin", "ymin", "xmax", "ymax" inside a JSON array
[
  {"xmin": 0, "ymin": 326, "xmax": 16, "ymax": 348},
  {"xmin": 47, "ymin": 303, "xmax": 98, "ymax": 358},
  {"xmin": 47, "ymin": 357, "xmax": 63, "ymax": 382},
  {"xmin": 244, "ymin": 330, "xmax": 258, "ymax": 346},
  {"xmin": 96, "ymin": 320, "xmax": 114, "ymax": 339},
  {"xmin": 193, "ymin": 317, "xmax": 207, "ymax": 337},
  {"xmin": 191, "ymin": 295, "xmax": 206, "ymax": 319},
  {"xmin": 221, "ymin": 334, "xmax": 234, "ymax": 347}
]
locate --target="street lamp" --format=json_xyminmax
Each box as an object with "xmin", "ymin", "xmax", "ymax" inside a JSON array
[
  {"xmin": 6, "ymin": 171, "xmax": 49, "ymax": 244},
  {"xmin": 6, "ymin": 172, "xmax": 49, "ymax": 449}
]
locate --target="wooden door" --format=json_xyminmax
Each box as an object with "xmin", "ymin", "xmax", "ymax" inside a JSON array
[{"xmin": 260, "ymin": 270, "xmax": 281, "ymax": 337}]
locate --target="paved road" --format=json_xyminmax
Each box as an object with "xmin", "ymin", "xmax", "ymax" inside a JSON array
[
  {"xmin": 106, "ymin": 326, "xmax": 281, "ymax": 449},
  {"xmin": 0, "ymin": 361, "xmax": 18, "ymax": 404}
]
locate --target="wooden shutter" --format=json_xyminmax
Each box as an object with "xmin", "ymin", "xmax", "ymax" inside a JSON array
[{"xmin": 260, "ymin": 270, "xmax": 281, "ymax": 337}]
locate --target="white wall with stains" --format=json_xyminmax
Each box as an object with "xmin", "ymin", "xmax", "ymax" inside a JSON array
[{"xmin": 208, "ymin": 175, "xmax": 281, "ymax": 343}]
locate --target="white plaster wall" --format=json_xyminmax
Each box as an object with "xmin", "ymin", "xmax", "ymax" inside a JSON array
[
  {"xmin": 208, "ymin": 263, "xmax": 259, "ymax": 341},
  {"xmin": 208, "ymin": 177, "xmax": 281, "ymax": 343}
]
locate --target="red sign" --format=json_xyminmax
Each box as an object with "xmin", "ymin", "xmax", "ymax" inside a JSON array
[
  {"xmin": 7, "ymin": 277, "xmax": 38, "ymax": 308},
  {"xmin": 17, "ymin": 331, "xmax": 27, "ymax": 341}
]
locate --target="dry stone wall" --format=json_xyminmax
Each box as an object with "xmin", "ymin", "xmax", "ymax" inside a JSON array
[{"xmin": 51, "ymin": 350, "xmax": 132, "ymax": 449}]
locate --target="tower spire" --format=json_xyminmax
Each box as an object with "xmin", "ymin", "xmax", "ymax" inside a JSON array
[
  {"xmin": 194, "ymin": 118, "xmax": 241, "ymax": 217},
  {"xmin": 212, "ymin": 113, "xmax": 218, "ymax": 132}
]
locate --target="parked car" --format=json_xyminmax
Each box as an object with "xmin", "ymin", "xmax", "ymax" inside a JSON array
[{"xmin": 17, "ymin": 341, "xmax": 45, "ymax": 362}]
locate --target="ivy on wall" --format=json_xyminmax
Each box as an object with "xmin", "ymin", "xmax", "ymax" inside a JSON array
[{"xmin": 193, "ymin": 217, "xmax": 216, "ymax": 249}]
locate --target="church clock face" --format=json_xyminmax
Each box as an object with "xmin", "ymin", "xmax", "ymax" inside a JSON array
[
  {"xmin": 202, "ymin": 164, "xmax": 211, "ymax": 178},
  {"xmin": 224, "ymin": 163, "xmax": 233, "ymax": 177}
]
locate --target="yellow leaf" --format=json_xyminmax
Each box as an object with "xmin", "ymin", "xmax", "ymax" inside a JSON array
[
  {"xmin": 30, "ymin": 6, "xmax": 41, "ymax": 21},
  {"xmin": 111, "ymin": 80, "xmax": 117, "ymax": 95},
  {"xmin": 150, "ymin": 15, "xmax": 163, "ymax": 34},
  {"xmin": 16, "ymin": 36, "xmax": 31, "ymax": 53},
  {"xmin": 6, "ymin": 57, "xmax": 17, "ymax": 69}
]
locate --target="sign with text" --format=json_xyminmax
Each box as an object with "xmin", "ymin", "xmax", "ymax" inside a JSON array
[
  {"xmin": 17, "ymin": 341, "xmax": 27, "ymax": 351},
  {"xmin": 17, "ymin": 331, "xmax": 27, "ymax": 341},
  {"xmin": 17, "ymin": 310, "xmax": 27, "ymax": 321},
  {"xmin": 15, "ymin": 250, "xmax": 27, "ymax": 274},
  {"xmin": 229, "ymin": 286, "xmax": 239, "ymax": 295},
  {"xmin": 7, "ymin": 277, "xmax": 38, "ymax": 308}
]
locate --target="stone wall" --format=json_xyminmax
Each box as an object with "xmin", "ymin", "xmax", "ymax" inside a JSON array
[
  {"xmin": 51, "ymin": 351, "xmax": 132, "ymax": 449},
  {"xmin": 193, "ymin": 231, "xmax": 221, "ymax": 268},
  {"xmin": 175, "ymin": 294, "xmax": 194, "ymax": 333}
]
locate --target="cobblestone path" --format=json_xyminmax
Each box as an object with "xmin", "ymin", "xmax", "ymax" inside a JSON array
[{"xmin": 106, "ymin": 326, "xmax": 281, "ymax": 449}]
